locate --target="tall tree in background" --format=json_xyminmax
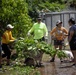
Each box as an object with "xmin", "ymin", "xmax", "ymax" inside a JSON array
[
  {"xmin": 26, "ymin": 0, "xmax": 66, "ymax": 20},
  {"xmin": 0, "ymin": 0, "xmax": 32, "ymax": 37}
]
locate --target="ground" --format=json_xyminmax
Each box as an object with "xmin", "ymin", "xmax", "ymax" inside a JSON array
[
  {"xmin": 0, "ymin": 54, "xmax": 76, "ymax": 75},
  {"xmin": 38, "ymin": 54, "xmax": 76, "ymax": 75}
]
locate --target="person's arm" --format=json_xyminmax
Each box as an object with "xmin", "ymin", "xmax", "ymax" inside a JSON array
[
  {"xmin": 63, "ymin": 28, "xmax": 68, "ymax": 35},
  {"xmin": 28, "ymin": 25, "xmax": 34, "ymax": 33},
  {"xmin": 4, "ymin": 33, "xmax": 14, "ymax": 43},
  {"xmin": 44, "ymin": 24, "xmax": 48, "ymax": 37},
  {"xmin": 10, "ymin": 32, "xmax": 15, "ymax": 40},
  {"xmin": 50, "ymin": 27, "xmax": 56, "ymax": 40},
  {"xmin": 63, "ymin": 28, "xmax": 68, "ymax": 39},
  {"xmin": 50, "ymin": 27, "xmax": 56, "ymax": 35},
  {"xmin": 28, "ymin": 24, "xmax": 34, "ymax": 35},
  {"xmin": 68, "ymin": 31, "xmax": 74, "ymax": 43}
]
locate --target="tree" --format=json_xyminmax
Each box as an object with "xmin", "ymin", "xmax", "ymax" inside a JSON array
[
  {"xmin": 0, "ymin": 0, "xmax": 32, "ymax": 37},
  {"xmin": 26, "ymin": 0, "xmax": 66, "ymax": 21}
]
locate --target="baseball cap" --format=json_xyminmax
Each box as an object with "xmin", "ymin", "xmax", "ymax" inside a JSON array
[
  {"xmin": 68, "ymin": 17, "xmax": 75, "ymax": 24},
  {"xmin": 37, "ymin": 17, "xmax": 42, "ymax": 20},
  {"xmin": 56, "ymin": 20, "xmax": 62, "ymax": 25},
  {"xmin": 7, "ymin": 24, "xmax": 14, "ymax": 29}
]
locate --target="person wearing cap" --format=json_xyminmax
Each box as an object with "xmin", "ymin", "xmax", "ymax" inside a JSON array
[
  {"xmin": 50, "ymin": 20, "xmax": 68, "ymax": 62},
  {"xmin": 28, "ymin": 17, "xmax": 48, "ymax": 40},
  {"xmin": 68, "ymin": 18, "xmax": 76, "ymax": 67},
  {"xmin": 0, "ymin": 24, "xmax": 3, "ymax": 68},
  {"xmin": 0, "ymin": 41, "xmax": 2, "ymax": 68},
  {"xmin": 28, "ymin": 17, "xmax": 48, "ymax": 66},
  {"xmin": 1, "ymin": 24, "xmax": 15, "ymax": 65}
]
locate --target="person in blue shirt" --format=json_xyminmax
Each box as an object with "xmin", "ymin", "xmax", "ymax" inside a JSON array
[
  {"xmin": 0, "ymin": 39, "xmax": 2, "ymax": 68},
  {"xmin": 68, "ymin": 17, "xmax": 76, "ymax": 67}
]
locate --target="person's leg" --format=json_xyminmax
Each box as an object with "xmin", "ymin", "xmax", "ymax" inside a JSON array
[
  {"xmin": 0, "ymin": 50, "xmax": 2, "ymax": 68},
  {"xmin": 50, "ymin": 40, "xmax": 59, "ymax": 62},
  {"xmin": 38, "ymin": 51, "xmax": 43, "ymax": 64},
  {"xmin": 0, "ymin": 56, "xmax": 1, "ymax": 65},
  {"xmin": 69, "ymin": 42, "xmax": 76, "ymax": 67},
  {"xmin": 71, "ymin": 50, "xmax": 76, "ymax": 64},
  {"xmin": 2, "ymin": 44, "xmax": 11, "ymax": 65},
  {"xmin": 59, "ymin": 45, "xmax": 63, "ymax": 62},
  {"xmin": 58, "ymin": 40, "xmax": 63, "ymax": 62},
  {"xmin": 58, "ymin": 40, "xmax": 63, "ymax": 50},
  {"xmin": 59, "ymin": 45, "xmax": 62, "ymax": 50},
  {"xmin": 0, "ymin": 44, "xmax": 2, "ymax": 68},
  {"xmin": 2, "ymin": 44, "xmax": 7, "ymax": 58},
  {"xmin": 6, "ymin": 47, "xmax": 11, "ymax": 65},
  {"xmin": 50, "ymin": 45, "xmax": 58, "ymax": 62}
]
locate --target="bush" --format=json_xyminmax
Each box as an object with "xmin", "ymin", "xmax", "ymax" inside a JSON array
[
  {"xmin": 0, "ymin": 0, "xmax": 32, "ymax": 37},
  {"xmin": 15, "ymin": 36, "xmax": 67, "ymax": 59},
  {"xmin": 38, "ymin": 1, "xmax": 65, "ymax": 12}
]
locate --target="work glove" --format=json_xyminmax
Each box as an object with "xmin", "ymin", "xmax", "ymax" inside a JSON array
[
  {"xmin": 45, "ymin": 36, "xmax": 48, "ymax": 39},
  {"xmin": 27, "ymin": 32, "xmax": 30, "ymax": 36},
  {"xmin": 14, "ymin": 39, "xmax": 18, "ymax": 42}
]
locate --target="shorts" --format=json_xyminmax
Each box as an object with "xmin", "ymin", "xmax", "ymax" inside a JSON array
[
  {"xmin": 54, "ymin": 40, "xmax": 63, "ymax": 45},
  {"xmin": 69, "ymin": 41, "xmax": 76, "ymax": 50}
]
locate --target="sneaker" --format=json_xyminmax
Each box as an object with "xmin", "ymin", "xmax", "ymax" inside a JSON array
[
  {"xmin": 60, "ymin": 58, "xmax": 62, "ymax": 62},
  {"xmin": 71, "ymin": 63, "xmax": 75, "ymax": 66},
  {"xmin": 60, "ymin": 60, "xmax": 63, "ymax": 62},
  {"xmin": 72, "ymin": 64, "xmax": 76, "ymax": 68},
  {"xmin": 50, "ymin": 58, "xmax": 55, "ymax": 62},
  {"xmin": 36, "ymin": 64, "xmax": 44, "ymax": 67},
  {"xmin": 36, "ymin": 63, "xmax": 44, "ymax": 67},
  {"xmin": 6, "ymin": 63, "xmax": 12, "ymax": 66},
  {"xmin": 39, "ymin": 63, "xmax": 44, "ymax": 67},
  {"xmin": 60, "ymin": 58, "xmax": 64, "ymax": 62},
  {"xmin": 0, "ymin": 65, "xmax": 2, "ymax": 68}
]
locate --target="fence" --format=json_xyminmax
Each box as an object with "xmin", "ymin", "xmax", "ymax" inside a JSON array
[{"xmin": 40, "ymin": 11, "xmax": 76, "ymax": 44}]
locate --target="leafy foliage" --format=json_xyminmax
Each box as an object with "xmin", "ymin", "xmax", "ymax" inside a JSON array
[
  {"xmin": 12, "ymin": 66, "xmax": 41, "ymax": 75},
  {"xmin": 38, "ymin": 1, "xmax": 65, "ymax": 12},
  {"xmin": 0, "ymin": 0, "xmax": 32, "ymax": 37},
  {"xmin": 15, "ymin": 36, "xmax": 67, "ymax": 59},
  {"xmin": 57, "ymin": 50, "xmax": 67, "ymax": 59},
  {"xmin": 26, "ymin": 0, "xmax": 66, "ymax": 21},
  {"xmin": 0, "ymin": 65, "xmax": 41, "ymax": 75}
]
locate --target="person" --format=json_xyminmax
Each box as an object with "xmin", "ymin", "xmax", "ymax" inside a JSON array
[
  {"xmin": 28, "ymin": 17, "xmax": 48, "ymax": 66},
  {"xmin": 0, "ymin": 40, "xmax": 2, "ymax": 68},
  {"xmin": 68, "ymin": 18, "xmax": 76, "ymax": 67},
  {"xmin": 1, "ymin": 24, "xmax": 15, "ymax": 65},
  {"xmin": 50, "ymin": 20, "xmax": 68, "ymax": 62}
]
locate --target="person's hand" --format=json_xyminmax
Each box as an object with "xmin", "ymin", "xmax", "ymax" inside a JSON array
[
  {"xmin": 51, "ymin": 35, "xmax": 56, "ymax": 40},
  {"xmin": 13, "ymin": 39, "xmax": 18, "ymax": 43},
  {"xmin": 27, "ymin": 32, "xmax": 30, "ymax": 36},
  {"xmin": 45, "ymin": 36, "xmax": 48, "ymax": 40},
  {"xmin": 45, "ymin": 36, "xmax": 48, "ymax": 42}
]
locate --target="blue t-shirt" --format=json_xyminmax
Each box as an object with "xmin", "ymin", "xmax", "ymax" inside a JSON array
[{"xmin": 69, "ymin": 24, "xmax": 76, "ymax": 42}]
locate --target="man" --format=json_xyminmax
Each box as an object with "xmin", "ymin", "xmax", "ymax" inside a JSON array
[
  {"xmin": 50, "ymin": 20, "xmax": 68, "ymax": 62},
  {"xmin": 68, "ymin": 18, "xmax": 76, "ymax": 67},
  {"xmin": 2, "ymin": 24, "xmax": 15, "ymax": 65},
  {"xmin": 28, "ymin": 17, "xmax": 48, "ymax": 66}
]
